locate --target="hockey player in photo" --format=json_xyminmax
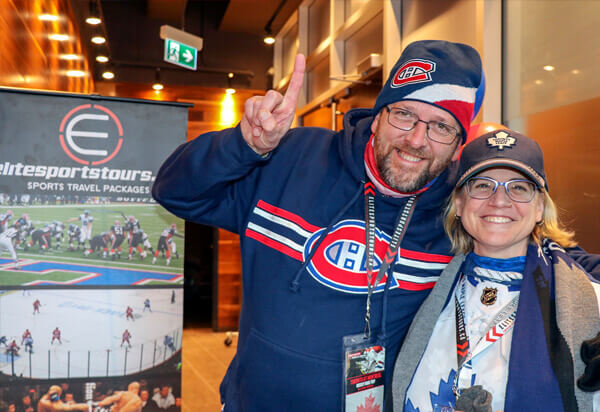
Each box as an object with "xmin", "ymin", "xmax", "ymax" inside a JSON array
[
  {"xmin": 21, "ymin": 328, "xmax": 31, "ymax": 344},
  {"xmin": 109, "ymin": 219, "xmax": 125, "ymax": 260},
  {"xmin": 125, "ymin": 306, "xmax": 134, "ymax": 321},
  {"xmin": 121, "ymin": 329, "xmax": 132, "ymax": 348},
  {"xmin": 164, "ymin": 335, "xmax": 176, "ymax": 353},
  {"xmin": 23, "ymin": 335, "xmax": 33, "ymax": 353},
  {"xmin": 33, "ymin": 298, "xmax": 41, "ymax": 314},
  {"xmin": 143, "ymin": 298, "xmax": 151, "ymax": 312},
  {"xmin": 51, "ymin": 327, "xmax": 61, "ymax": 344},
  {"xmin": 0, "ymin": 224, "xmax": 20, "ymax": 269},
  {"xmin": 6, "ymin": 339, "xmax": 19, "ymax": 356}
]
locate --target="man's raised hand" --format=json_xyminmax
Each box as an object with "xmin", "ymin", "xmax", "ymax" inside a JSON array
[{"xmin": 241, "ymin": 54, "xmax": 306, "ymax": 155}]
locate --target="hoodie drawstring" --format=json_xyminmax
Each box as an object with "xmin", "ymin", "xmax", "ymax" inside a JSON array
[{"xmin": 289, "ymin": 182, "xmax": 365, "ymax": 292}]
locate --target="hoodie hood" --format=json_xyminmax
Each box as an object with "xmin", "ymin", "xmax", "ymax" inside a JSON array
[{"xmin": 338, "ymin": 107, "xmax": 459, "ymax": 211}]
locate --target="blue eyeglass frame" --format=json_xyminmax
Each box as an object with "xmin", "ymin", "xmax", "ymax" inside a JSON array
[{"xmin": 465, "ymin": 176, "xmax": 539, "ymax": 203}]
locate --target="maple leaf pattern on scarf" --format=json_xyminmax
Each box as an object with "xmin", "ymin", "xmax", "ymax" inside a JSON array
[{"xmin": 356, "ymin": 393, "xmax": 381, "ymax": 412}]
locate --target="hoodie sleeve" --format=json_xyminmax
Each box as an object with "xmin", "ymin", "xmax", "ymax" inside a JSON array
[
  {"xmin": 566, "ymin": 246, "xmax": 600, "ymax": 281},
  {"xmin": 152, "ymin": 124, "xmax": 270, "ymax": 234}
]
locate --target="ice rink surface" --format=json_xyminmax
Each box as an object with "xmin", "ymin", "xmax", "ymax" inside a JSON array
[{"xmin": 0, "ymin": 287, "xmax": 183, "ymax": 379}]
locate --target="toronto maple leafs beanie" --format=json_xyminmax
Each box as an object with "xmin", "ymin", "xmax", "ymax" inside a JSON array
[
  {"xmin": 372, "ymin": 40, "xmax": 485, "ymax": 142},
  {"xmin": 456, "ymin": 128, "xmax": 548, "ymax": 190}
]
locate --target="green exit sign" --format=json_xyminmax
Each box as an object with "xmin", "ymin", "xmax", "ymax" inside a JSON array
[{"xmin": 164, "ymin": 39, "xmax": 197, "ymax": 70}]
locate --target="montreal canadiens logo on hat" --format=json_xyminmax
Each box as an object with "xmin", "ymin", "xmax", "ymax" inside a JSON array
[
  {"xmin": 487, "ymin": 131, "xmax": 516, "ymax": 150},
  {"xmin": 391, "ymin": 59, "xmax": 436, "ymax": 88}
]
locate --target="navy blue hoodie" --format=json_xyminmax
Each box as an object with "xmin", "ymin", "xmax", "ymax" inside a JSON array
[{"xmin": 152, "ymin": 108, "xmax": 600, "ymax": 411}]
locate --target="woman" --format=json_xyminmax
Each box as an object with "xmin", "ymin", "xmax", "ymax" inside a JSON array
[{"xmin": 391, "ymin": 128, "xmax": 600, "ymax": 411}]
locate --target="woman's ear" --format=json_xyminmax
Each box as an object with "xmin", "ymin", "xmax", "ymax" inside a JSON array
[
  {"xmin": 454, "ymin": 190, "xmax": 465, "ymax": 218},
  {"xmin": 535, "ymin": 191, "xmax": 544, "ymax": 224}
]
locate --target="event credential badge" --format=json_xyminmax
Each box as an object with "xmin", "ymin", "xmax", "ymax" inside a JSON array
[{"xmin": 343, "ymin": 334, "xmax": 385, "ymax": 412}]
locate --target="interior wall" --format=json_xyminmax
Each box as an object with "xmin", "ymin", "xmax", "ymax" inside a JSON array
[
  {"xmin": 401, "ymin": 0, "xmax": 479, "ymax": 50},
  {"xmin": 0, "ymin": 0, "xmax": 92, "ymax": 93},
  {"xmin": 523, "ymin": 97, "xmax": 600, "ymax": 253}
]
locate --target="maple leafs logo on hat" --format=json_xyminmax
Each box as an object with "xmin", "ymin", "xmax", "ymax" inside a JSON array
[
  {"xmin": 487, "ymin": 131, "xmax": 516, "ymax": 150},
  {"xmin": 391, "ymin": 59, "xmax": 436, "ymax": 88}
]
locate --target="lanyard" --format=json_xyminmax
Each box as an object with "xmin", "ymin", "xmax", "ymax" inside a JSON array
[
  {"xmin": 363, "ymin": 182, "xmax": 417, "ymax": 339},
  {"xmin": 453, "ymin": 274, "xmax": 519, "ymax": 394}
]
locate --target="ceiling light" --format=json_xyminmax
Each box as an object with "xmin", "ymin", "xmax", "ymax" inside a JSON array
[
  {"xmin": 86, "ymin": 1, "xmax": 101, "ymax": 25},
  {"xmin": 543, "ymin": 65, "xmax": 555, "ymax": 71},
  {"xmin": 38, "ymin": 14, "xmax": 59, "ymax": 22},
  {"xmin": 152, "ymin": 68, "xmax": 163, "ymax": 91},
  {"xmin": 66, "ymin": 70, "xmax": 86, "ymax": 77},
  {"xmin": 60, "ymin": 54, "xmax": 82, "ymax": 61},
  {"xmin": 102, "ymin": 70, "xmax": 114, "ymax": 80},
  {"xmin": 49, "ymin": 34, "xmax": 69, "ymax": 41},
  {"xmin": 228, "ymin": 72, "xmax": 234, "ymax": 79},
  {"xmin": 572, "ymin": 69, "xmax": 580, "ymax": 75},
  {"xmin": 91, "ymin": 36, "xmax": 106, "ymax": 44},
  {"xmin": 263, "ymin": 35, "xmax": 275, "ymax": 45},
  {"xmin": 226, "ymin": 88, "xmax": 236, "ymax": 94},
  {"xmin": 96, "ymin": 55, "xmax": 109, "ymax": 63},
  {"xmin": 86, "ymin": 16, "xmax": 102, "ymax": 25}
]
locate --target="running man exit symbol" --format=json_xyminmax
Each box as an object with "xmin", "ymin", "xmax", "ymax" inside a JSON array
[{"xmin": 164, "ymin": 39, "xmax": 197, "ymax": 70}]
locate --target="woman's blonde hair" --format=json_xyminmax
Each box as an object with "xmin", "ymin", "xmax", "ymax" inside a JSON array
[{"xmin": 443, "ymin": 186, "xmax": 576, "ymax": 255}]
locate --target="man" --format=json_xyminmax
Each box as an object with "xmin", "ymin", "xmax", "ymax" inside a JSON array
[
  {"xmin": 83, "ymin": 231, "xmax": 111, "ymax": 258},
  {"xmin": 67, "ymin": 223, "xmax": 83, "ymax": 251},
  {"xmin": 51, "ymin": 327, "xmax": 61, "ymax": 344},
  {"xmin": 67, "ymin": 210, "xmax": 93, "ymax": 246},
  {"xmin": 23, "ymin": 335, "xmax": 33, "ymax": 353},
  {"xmin": 0, "ymin": 224, "xmax": 19, "ymax": 269},
  {"xmin": 125, "ymin": 306, "xmax": 134, "ymax": 321},
  {"xmin": 139, "ymin": 390, "xmax": 151, "ymax": 410},
  {"xmin": 94, "ymin": 381, "xmax": 142, "ymax": 412},
  {"xmin": 21, "ymin": 394, "xmax": 34, "ymax": 412},
  {"xmin": 110, "ymin": 219, "xmax": 125, "ymax": 260},
  {"xmin": 152, "ymin": 224, "xmax": 182, "ymax": 265},
  {"xmin": 151, "ymin": 386, "xmax": 175, "ymax": 410},
  {"xmin": 152, "ymin": 41, "xmax": 600, "ymax": 410},
  {"xmin": 37, "ymin": 386, "xmax": 89, "ymax": 412},
  {"xmin": 33, "ymin": 298, "xmax": 41, "ymax": 314},
  {"xmin": 0, "ymin": 209, "xmax": 13, "ymax": 233},
  {"xmin": 121, "ymin": 329, "xmax": 132, "ymax": 348},
  {"xmin": 21, "ymin": 328, "xmax": 31, "ymax": 344}
]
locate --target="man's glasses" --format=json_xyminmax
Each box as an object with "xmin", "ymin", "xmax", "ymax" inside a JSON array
[
  {"xmin": 465, "ymin": 176, "xmax": 538, "ymax": 203},
  {"xmin": 385, "ymin": 106, "xmax": 460, "ymax": 145}
]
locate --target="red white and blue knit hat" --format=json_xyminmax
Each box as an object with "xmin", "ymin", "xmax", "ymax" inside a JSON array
[{"xmin": 372, "ymin": 40, "xmax": 485, "ymax": 143}]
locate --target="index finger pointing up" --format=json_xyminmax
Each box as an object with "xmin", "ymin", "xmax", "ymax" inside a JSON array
[{"xmin": 280, "ymin": 54, "xmax": 306, "ymax": 111}]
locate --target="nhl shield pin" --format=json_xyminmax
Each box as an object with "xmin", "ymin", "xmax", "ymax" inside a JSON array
[{"xmin": 481, "ymin": 287, "xmax": 498, "ymax": 306}]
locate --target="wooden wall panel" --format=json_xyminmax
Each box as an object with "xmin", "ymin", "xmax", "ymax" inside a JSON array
[
  {"xmin": 214, "ymin": 229, "xmax": 242, "ymax": 331},
  {"xmin": 0, "ymin": 0, "xmax": 92, "ymax": 93},
  {"xmin": 527, "ymin": 96, "xmax": 600, "ymax": 253}
]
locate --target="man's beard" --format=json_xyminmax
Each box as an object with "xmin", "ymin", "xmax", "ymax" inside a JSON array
[{"xmin": 374, "ymin": 137, "xmax": 454, "ymax": 193}]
